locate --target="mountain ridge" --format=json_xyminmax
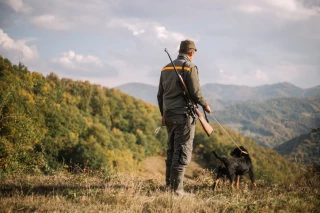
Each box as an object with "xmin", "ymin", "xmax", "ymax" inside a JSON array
[{"xmin": 116, "ymin": 82, "xmax": 320, "ymax": 107}]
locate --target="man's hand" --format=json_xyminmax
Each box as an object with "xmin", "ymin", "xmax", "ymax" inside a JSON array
[
  {"xmin": 161, "ymin": 116, "xmax": 166, "ymax": 126},
  {"xmin": 204, "ymin": 105, "xmax": 211, "ymax": 113}
]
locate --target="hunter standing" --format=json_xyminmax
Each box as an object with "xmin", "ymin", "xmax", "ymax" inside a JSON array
[{"xmin": 157, "ymin": 39, "xmax": 211, "ymax": 196}]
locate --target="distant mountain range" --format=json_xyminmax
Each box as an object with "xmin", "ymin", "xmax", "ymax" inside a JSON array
[
  {"xmin": 116, "ymin": 83, "xmax": 158, "ymax": 105},
  {"xmin": 202, "ymin": 82, "xmax": 320, "ymax": 101},
  {"xmin": 116, "ymin": 82, "xmax": 320, "ymax": 109},
  {"xmin": 116, "ymin": 82, "xmax": 320, "ymax": 149}
]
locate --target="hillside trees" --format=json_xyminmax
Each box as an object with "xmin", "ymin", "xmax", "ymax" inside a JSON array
[
  {"xmin": 0, "ymin": 56, "xmax": 167, "ymax": 173},
  {"xmin": 274, "ymin": 131, "xmax": 320, "ymax": 165},
  {"xmin": 0, "ymin": 61, "xmax": 46, "ymax": 172},
  {"xmin": 213, "ymin": 97, "xmax": 320, "ymax": 148}
]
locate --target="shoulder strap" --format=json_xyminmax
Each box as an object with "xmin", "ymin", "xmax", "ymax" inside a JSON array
[{"xmin": 180, "ymin": 61, "xmax": 187, "ymax": 79}]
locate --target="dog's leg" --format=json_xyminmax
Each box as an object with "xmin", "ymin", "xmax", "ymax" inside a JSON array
[
  {"xmin": 235, "ymin": 175, "xmax": 240, "ymax": 188},
  {"xmin": 213, "ymin": 168, "xmax": 223, "ymax": 191},
  {"xmin": 228, "ymin": 173, "xmax": 235, "ymax": 191},
  {"xmin": 249, "ymin": 168, "xmax": 257, "ymax": 188}
]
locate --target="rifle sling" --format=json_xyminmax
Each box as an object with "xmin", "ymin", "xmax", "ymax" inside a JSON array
[
  {"xmin": 181, "ymin": 62, "xmax": 209, "ymax": 123},
  {"xmin": 180, "ymin": 61, "xmax": 197, "ymax": 125}
]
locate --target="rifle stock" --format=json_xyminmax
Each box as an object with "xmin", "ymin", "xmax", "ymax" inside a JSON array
[{"xmin": 195, "ymin": 108, "xmax": 213, "ymax": 136}]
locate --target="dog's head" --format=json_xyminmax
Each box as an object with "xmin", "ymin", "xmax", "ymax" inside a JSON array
[{"xmin": 230, "ymin": 146, "xmax": 248, "ymax": 157}]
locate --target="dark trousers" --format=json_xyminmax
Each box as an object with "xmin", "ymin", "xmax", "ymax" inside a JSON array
[{"xmin": 165, "ymin": 114, "xmax": 196, "ymax": 174}]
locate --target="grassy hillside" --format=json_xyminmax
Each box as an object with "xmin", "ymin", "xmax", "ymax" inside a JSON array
[
  {"xmin": 212, "ymin": 97, "xmax": 320, "ymax": 148},
  {"xmin": 274, "ymin": 129, "xmax": 320, "ymax": 165}
]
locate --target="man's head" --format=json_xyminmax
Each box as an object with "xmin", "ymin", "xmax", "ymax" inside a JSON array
[{"xmin": 179, "ymin": 39, "xmax": 197, "ymax": 61}]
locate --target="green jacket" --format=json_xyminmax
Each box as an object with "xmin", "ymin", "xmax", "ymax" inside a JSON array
[{"xmin": 157, "ymin": 53, "xmax": 207, "ymax": 116}]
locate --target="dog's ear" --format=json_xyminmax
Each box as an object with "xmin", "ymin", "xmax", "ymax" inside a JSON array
[
  {"xmin": 239, "ymin": 146, "xmax": 248, "ymax": 154},
  {"xmin": 241, "ymin": 150, "xmax": 249, "ymax": 155}
]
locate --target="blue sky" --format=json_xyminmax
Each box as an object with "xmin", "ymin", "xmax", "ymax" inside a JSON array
[{"xmin": 0, "ymin": 0, "xmax": 319, "ymax": 88}]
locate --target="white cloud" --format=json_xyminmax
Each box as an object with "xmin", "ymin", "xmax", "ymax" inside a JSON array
[
  {"xmin": 52, "ymin": 50, "xmax": 103, "ymax": 71},
  {"xmin": 255, "ymin": 69, "xmax": 269, "ymax": 81},
  {"xmin": 106, "ymin": 18, "xmax": 190, "ymax": 44},
  {"xmin": 217, "ymin": 68, "xmax": 271, "ymax": 86},
  {"xmin": 239, "ymin": 0, "xmax": 319, "ymax": 20},
  {"xmin": 239, "ymin": 5, "xmax": 263, "ymax": 13},
  {"xmin": 0, "ymin": 28, "xmax": 39, "ymax": 62},
  {"xmin": 121, "ymin": 21, "xmax": 145, "ymax": 36},
  {"xmin": 51, "ymin": 50, "xmax": 118, "ymax": 78},
  {"xmin": 269, "ymin": 0, "xmax": 297, "ymax": 12},
  {"xmin": 268, "ymin": 0, "xmax": 318, "ymax": 20},
  {"xmin": 107, "ymin": 18, "xmax": 156, "ymax": 37},
  {"xmin": 154, "ymin": 26, "xmax": 185, "ymax": 43},
  {"xmin": 3, "ymin": 0, "xmax": 31, "ymax": 14},
  {"xmin": 3, "ymin": 0, "xmax": 23, "ymax": 11},
  {"xmin": 272, "ymin": 63, "xmax": 303, "ymax": 82},
  {"xmin": 31, "ymin": 14, "xmax": 72, "ymax": 31}
]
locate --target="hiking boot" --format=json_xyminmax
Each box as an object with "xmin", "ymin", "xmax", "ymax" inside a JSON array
[{"xmin": 171, "ymin": 169, "xmax": 185, "ymax": 195}]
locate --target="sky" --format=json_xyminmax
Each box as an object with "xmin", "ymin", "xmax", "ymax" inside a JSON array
[{"xmin": 0, "ymin": 0, "xmax": 319, "ymax": 89}]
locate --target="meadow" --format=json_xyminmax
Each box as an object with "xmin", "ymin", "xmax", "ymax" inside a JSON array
[{"xmin": 0, "ymin": 159, "xmax": 318, "ymax": 213}]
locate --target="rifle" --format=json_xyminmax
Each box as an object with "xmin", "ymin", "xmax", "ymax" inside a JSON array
[{"xmin": 164, "ymin": 48, "xmax": 213, "ymax": 137}]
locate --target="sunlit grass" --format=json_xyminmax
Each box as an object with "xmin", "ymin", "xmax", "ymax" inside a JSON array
[{"xmin": 0, "ymin": 167, "xmax": 318, "ymax": 213}]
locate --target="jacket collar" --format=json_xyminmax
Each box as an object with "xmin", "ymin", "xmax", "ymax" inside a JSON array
[{"xmin": 177, "ymin": 53, "xmax": 191, "ymax": 62}]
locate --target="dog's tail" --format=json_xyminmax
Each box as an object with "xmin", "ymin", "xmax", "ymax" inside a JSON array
[{"xmin": 212, "ymin": 151, "xmax": 223, "ymax": 161}]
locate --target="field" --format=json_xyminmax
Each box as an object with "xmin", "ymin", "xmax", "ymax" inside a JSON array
[{"xmin": 0, "ymin": 157, "xmax": 319, "ymax": 213}]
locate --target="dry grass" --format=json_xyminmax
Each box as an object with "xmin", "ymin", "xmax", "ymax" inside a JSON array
[{"xmin": 0, "ymin": 166, "xmax": 319, "ymax": 213}]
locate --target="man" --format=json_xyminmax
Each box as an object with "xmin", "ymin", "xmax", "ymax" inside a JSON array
[{"xmin": 157, "ymin": 39, "xmax": 211, "ymax": 196}]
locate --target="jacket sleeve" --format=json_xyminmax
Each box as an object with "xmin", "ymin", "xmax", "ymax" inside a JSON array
[
  {"xmin": 186, "ymin": 66, "xmax": 207, "ymax": 107},
  {"xmin": 157, "ymin": 74, "xmax": 164, "ymax": 116}
]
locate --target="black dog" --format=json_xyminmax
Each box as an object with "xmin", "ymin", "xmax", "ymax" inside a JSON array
[{"xmin": 212, "ymin": 146, "xmax": 257, "ymax": 190}]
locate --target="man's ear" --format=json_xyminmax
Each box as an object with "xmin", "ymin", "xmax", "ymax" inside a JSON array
[{"xmin": 188, "ymin": 51, "xmax": 194, "ymax": 58}]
